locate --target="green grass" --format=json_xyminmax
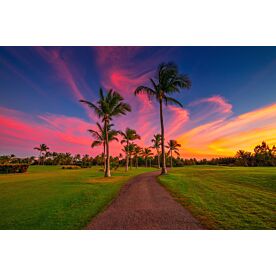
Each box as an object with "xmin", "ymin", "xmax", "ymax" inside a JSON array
[
  {"xmin": 159, "ymin": 166, "xmax": 276, "ymax": 230},
  {"xmin": 0, "ymin": 165, "xmax": 155, "ymax": 229}
]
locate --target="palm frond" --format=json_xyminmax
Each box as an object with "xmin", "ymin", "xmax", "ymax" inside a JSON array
[
  {"xmin": 163, "ymin": 96, "xmax": 183, "ymax": 107},
  {"xmin": 91, "ymin": 140, "xmax": 103, "ymax": 148},
  {"xmin": 79, "ymin": 99, "xmax": 103, "ymax": 118},
  {"xmin": 88, "ymin": 129, "xmax": 102, "ymax": 140},
  {"xmin": 134, "ymin": 86, "xmax": 156, "ymax": 99}
]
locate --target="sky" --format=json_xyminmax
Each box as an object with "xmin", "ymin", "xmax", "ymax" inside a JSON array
[{"xmin": 0, "ymin": 46, "xmax": 276, "ymax": 159}]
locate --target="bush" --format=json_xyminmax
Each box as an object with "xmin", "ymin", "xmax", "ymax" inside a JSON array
[
  {"xmin": 61, "ymin": 165, "xmax": 81, "ymax": 170},
  {"xmin": 0, "ymin": 164, "xmax": 29, "ymax": 174}
]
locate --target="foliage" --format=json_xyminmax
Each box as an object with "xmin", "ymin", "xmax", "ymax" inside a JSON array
[{"xmin": 0, "ymin": 164, "xmax": 29, "ymax": 174}]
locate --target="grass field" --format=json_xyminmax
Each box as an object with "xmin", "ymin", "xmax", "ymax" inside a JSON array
[
  {"xmin": 159, "ymin": 166, "xmax": 276, "ymax": 230},
  {"xmin": 0, "ymin": 166, "xmax": 155, "ymax": 229}
]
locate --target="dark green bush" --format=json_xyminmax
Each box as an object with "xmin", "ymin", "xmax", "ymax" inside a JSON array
[{"xmin": 0, "ymin": 164, "xmax": 29, "ymax": 174}]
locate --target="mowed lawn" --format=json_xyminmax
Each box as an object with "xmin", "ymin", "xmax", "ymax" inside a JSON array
[
  {"xmin": 0, "ymin": 166, "xmax": 155, "ymax": 230},
  {"xmin": 159, "ymin": 166, "xmax": 276, "ymax": 230}
]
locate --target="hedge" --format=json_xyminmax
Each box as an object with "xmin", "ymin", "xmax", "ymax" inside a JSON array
[{"xmin": 0, "ymin": 164, "xmax": 29, "ymax": 174}]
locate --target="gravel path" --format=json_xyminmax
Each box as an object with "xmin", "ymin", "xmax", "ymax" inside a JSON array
[{"xmin": 86, "ymin": 170, "xmax": 204, "ymax": 230}]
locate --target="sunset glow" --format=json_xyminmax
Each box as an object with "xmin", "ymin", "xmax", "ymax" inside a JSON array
[{"xmin": 1, "ymin": 47, "xmax": 276, "ymax": 158}]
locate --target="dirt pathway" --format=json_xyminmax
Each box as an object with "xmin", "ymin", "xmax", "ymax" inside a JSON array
[{"xmin": 86, "ymin": 170, "xmax": 204, "ymax": 230}]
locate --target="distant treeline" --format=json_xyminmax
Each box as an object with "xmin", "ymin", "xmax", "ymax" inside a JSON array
[
  {"xmin": 1, "ymin": 141, "xmax": 275, "ymax": 168},
  {"xmin": 182, "ymin": 141, "xmax": 276, "ymax": 167}
]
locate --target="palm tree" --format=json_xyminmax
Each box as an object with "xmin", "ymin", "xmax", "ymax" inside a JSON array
[
  {"xmin": 88, "ymin": 122, "xmax": 118, "ymax": 170},
  {"xmin": 80, "ymin": 88, "xmax": 131, "ymax": 177},
  {"xmin": 34, "ymin": 144, "xmax": 49, "ymax": 165},
  {"xmin": 134, "ymin": 62, "xmax": 191, "ymax": 174},
  {"xmin": 151, "ymin": 133, "xmax": 162, "ymax": 168},
  {"xmin": 122, "ymin": 143, "xmax": 136, "ymax": 169},
  {"xmin": 166, "ymin": 140, "xmax": 181, "ymax": 168},
  {"xmin": 143, "ymin": 147, "xmax": 154, "ymax": 167},
  {"xmin": 134, "ymin": 145, "xmax": 142, "ymax": 168},
  {"xmin": 120, "ymin": 128, "xmax": 141, "ymax": 171}
]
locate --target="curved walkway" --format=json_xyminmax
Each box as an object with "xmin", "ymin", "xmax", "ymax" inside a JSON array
[{"xmin": 86, "ymin": 170, "xmax": 204, "ymax": 230}]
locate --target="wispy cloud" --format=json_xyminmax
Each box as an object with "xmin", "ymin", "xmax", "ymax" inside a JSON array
[
  {"xmin": 35, "ymin": 47, "xmax": 97, "ymax": 122},
  {"xmin": 177, "ymin": 103, "xmax": 276, "ymax": 158},
  {"xmin": 0, "ymin": 107, "xmax": 103, "ymax": 156}
]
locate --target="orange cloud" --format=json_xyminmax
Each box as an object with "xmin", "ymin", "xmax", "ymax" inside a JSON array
[{"xmin": 177, "ymin": 103, "xmax": 276, "ymax": 159}]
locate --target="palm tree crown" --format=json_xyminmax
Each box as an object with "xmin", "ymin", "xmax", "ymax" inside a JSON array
[
  {"xmin": 81, "ymin": 88, "xmax": 131, "ymax": 123},
  {"xmin": 134, "ymin": 62, "xmax": 191, "ymax": 106},
  {"xmin": 34, "ymin": 143, "xmax": 49, "ymax": 152},
  {"xmin": 166, "ymin": 140, "xmax": 181, "ymax": 167},
  {"xmin": 34, "ymin": 144, "xmax": 49, "ymax": 165},
  {"xmin": 89, "ymin": 122, "xmax": 118, "ymax": 148}
]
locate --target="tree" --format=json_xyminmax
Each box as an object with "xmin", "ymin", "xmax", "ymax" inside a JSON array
[
  {"xmin": 34, "ymin": 144, "xmax": 49, "ymax": 165},
  {"xmin": 122, "ymin": 143, "xmax": 136, "ymax": 169},
  {"xmin": 166, "ymin": 140, "xmax": 181, "ymax": 168},
  {"xmin": 143, "ymin": 147, "xmax": 154, "ymax": 167},
  {"xmin": 133, "ymin": 145, "xmax": 142, "ymax": 168},
  {"xmin": 134, "ymin": 62, "xmax": 191, "ymax": 174},
  {"xmin": 120, "ymin": 128, "xmax": 141, "ymax": 171},
  {"xmin": 151, "ymin": 133, "xmax": 162, "ymax": 168},
  {"xmin": 235, "ymin": 150, "xmax": 252, "ymax": 166},
  {"xmin": 80, "ymin": 88, "xmax": 131, "ymax": 177},
  {"xmin": 88, "ymin": 122, "xmax": 118, "ymax": 170},
  {"xmin": 254, "ymin": 141, "xmax": 275, "ymax": 166}
]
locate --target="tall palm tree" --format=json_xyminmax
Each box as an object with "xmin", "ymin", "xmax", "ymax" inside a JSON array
[
  {"xmin": 166, "ymin": 140, "xmax": 181, "ymax": 168},
  {"xmin": 151, "ymin": 133, "xmax": 162, "ymax": 168},
  {"xmin": 120, "ymin": 128, "xmax": 141, "ymax": 171},
  {"xmin": 88, "ymin": 122, "xmax": 118, "ymax": 170},
  {"xmin": 34, "ymin": 144, "xmax": 49, "ymax": 165},
  {"xmin": 80, "ymin": 88, "xmax": 131, "ymax": 177},
  {"xmin": 134, "ymin": 62, "xmax": 191, "ymax": 174},
  {"xmin": 143, "ymin": 147, "xmax": 154, "ymax": 167},
  {"xmin": 134, "ymin": 145, "xmax": 142, "ymax": 168}
]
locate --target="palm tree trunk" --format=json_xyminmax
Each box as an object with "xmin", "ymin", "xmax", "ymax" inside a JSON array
[
  {"xmin": 126, "ymin": 140, "xmax": 129, "ymax": 172},
  {"xmin": 103, "ymin": 141, "xmax": 106, "ymax": 171},
  {"xmin": 157, "ymin": 150, "xmax": 160, "ymax": 168},
  {"xmin": 136, "ymin": 156, "xmax": 138, "ymax": 168},
  {"xmin": 130, "ymin": 155, "xmax": 132, "ymax": 169},
  {"xmin": 159, "ymin": 99, "xmax": 167, "ymax": 174},
  {"xmin": 170, "ymin": 151, "xmax": 173, "ymax": 168},
  {"xmin": 145, "ymin": 158, "xmax": 147, "ymax": 167},
  {"xmin": 104, "ymin": 120, "xmax": 111, "ymax": 177}
]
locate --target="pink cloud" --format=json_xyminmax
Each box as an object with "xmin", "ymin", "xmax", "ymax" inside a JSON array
[
  {"xmin": 189, "ymin": 95, "xmax": 232, "ymax": 114},
  {"xmin": 0, "ymin": 107, "xmax": 123, "ymax": 157}
]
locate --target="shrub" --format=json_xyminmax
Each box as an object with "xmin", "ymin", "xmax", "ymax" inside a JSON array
[
  {"xmin": 61, "ymin": 165, "xmax": 81, "ymax": 170},
  {"xmin": 0, "ymin": 164, "xmax": 29, "ymax": 174}
]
